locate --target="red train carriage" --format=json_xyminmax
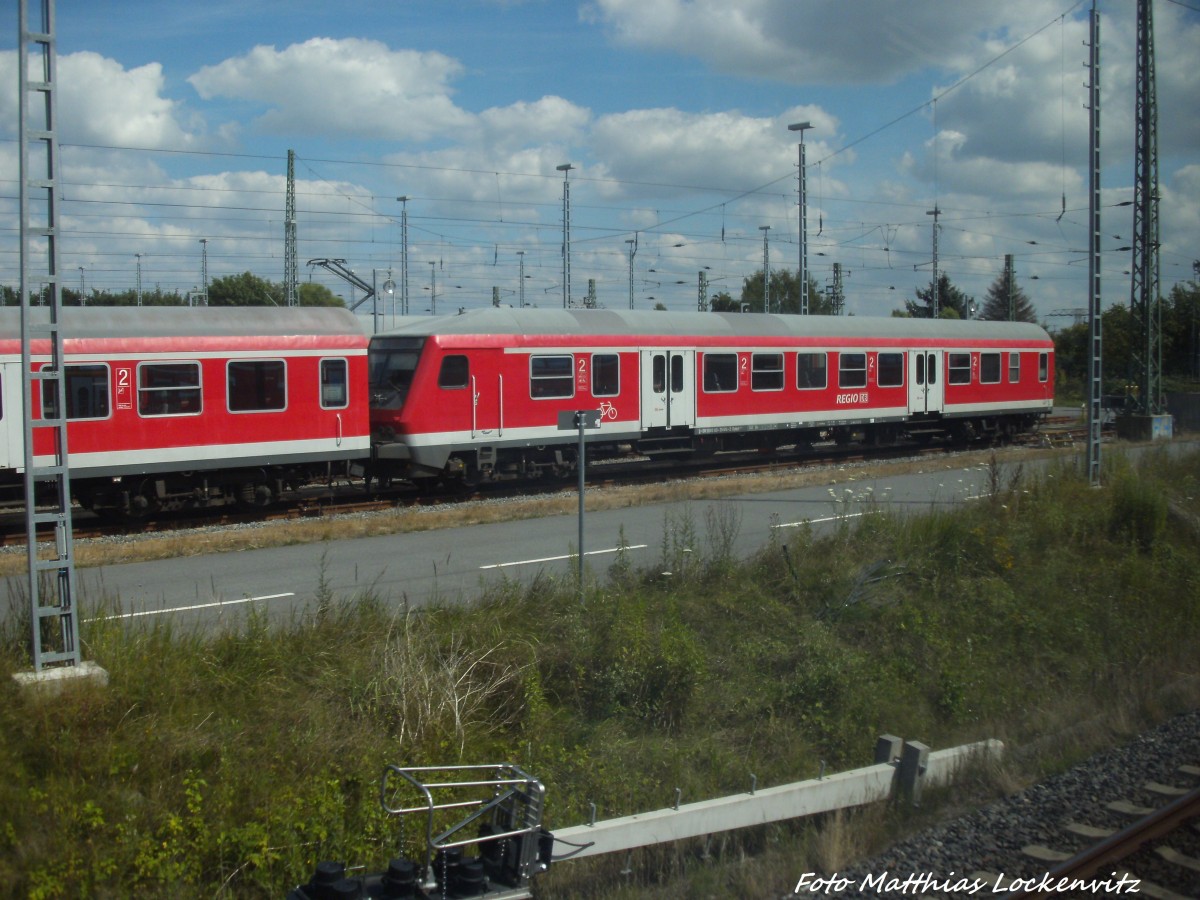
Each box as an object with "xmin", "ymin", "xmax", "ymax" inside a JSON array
[
  {"xmin": 368, "ymin": 308, "xmax": 1054, "ymax": 486},
  {"xmin": 0, "ymin": 306, "xmax": 370, "ymax": 516}
]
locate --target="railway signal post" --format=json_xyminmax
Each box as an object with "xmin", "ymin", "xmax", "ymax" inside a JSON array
[{"xmin": 559, "ymin": 409, "xmax": 601, "ymax": 600}]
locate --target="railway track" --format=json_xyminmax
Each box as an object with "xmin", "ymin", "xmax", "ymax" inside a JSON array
[
  {"xmin": 834, "ymin": 711, "xmax": 1200, "ymax": 900},
  {"xmin": 1001, "ymin": 779, "xmax": 1200, "ymax": 898},
  {"xmin": 0, "ymin": 416, "xmax": 1095, "ymax": 548}
]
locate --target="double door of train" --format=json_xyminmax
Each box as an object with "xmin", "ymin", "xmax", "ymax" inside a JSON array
[
  {"xmin": 907, "ymin": 350, "xmax": 944, "ymax": 415},
  {"xmin": 639, "ymin": 349, "xmax": 695, "ymax": 430}
]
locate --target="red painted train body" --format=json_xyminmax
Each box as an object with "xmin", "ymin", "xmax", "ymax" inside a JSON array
[
  {"xmin": 0, "ymin": 306, "xmax": 1055, "ymax": 514},
  {"xmin": 0, "ymin": 306, "xmax": 370, "ymax": 515},
  {"xmin": 367, "ymin": 308, "xmax": 1055, "ymax": 485}
]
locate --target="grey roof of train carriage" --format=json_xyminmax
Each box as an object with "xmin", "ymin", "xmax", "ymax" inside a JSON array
[
  {"xmin": 374, "ymin": 307, "xmax": 1051, "ymax": 343},
  {"xmin": 0, "ymin": 305, "xmax": 367, "ymax": 340}
]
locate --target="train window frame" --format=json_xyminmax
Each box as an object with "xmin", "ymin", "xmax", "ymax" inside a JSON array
[
  {"xmin": 1039, "ymin": 352, "xmax": 1049, "ymax": 382},
  {"xmin": 877, "ymin": 352, "xmax": 904, "ymax": 388},
  {"xmin": 838, "ymin": 352, "xmax": 867, "ymax": 389},
  {"xmin": 530, "ymin": 354, "xmax": 575, "ymax": 399},
  {"xmin": 227, "ymin": 359, "xmax": 287, "ymax": 413},
  {"xmin": 320, "ymin": 358, "xmax": 349, "ymax": 409},
  {"xmin": 652, "ymin": 355, "xmax": 666, "ymax": 393},
  {"xmin": 796, "ymin": 352, "xmax": 827, "ymax": 390},
  {"xmin": 947, "ymin": 352, "xmax": 972, "ymax": 385},
  {"xmin": 751, "ymin": 352, "xmax": 784, "ymax": 391},
  {"xmin": 670, "ymin": 354, "xmax": 685, "ymax": 394},
  {"xmin": 1009, "ymin": 352, "xmax": 1021, "ymax": 383},
  {"xmin": 138, "ymin": 361, "xmax": 202, "ymax": 417},
  {"xmin": 438, "ymin": 354, "xmax": 470, "ymax": 390},
  {"xmin": 42, "ymin": 363, "xmax": 111, "ymax": 421},
  {"xmin": 592, "ymin": 353, "xmax": 619, "ymax": 397},
  {"xmin": 702, "ymin": 353, "xmax": 738, "ymax": 393},
  {"xmin": 979, "ymin": 352, "xmax": 1001, "ymax": 384}
]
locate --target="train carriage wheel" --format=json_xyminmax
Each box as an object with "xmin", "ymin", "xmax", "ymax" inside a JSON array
[{"xmin": 123, "ymin": 478, "xmax": 162, "ymax": 520}]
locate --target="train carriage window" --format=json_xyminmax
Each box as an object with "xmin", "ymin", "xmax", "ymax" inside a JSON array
[
  {"xmin": 530, "ymin": 355, "xmax": 574, "ymax": 399},
  {"xmin": 593, "ymin": 353, "xmax": 619, "ymax": 397},
  {"xmin": 438, "ymin": 354, "xmax": 469, "ymax": 389},
  {"xmin": 139, "ymin": 362, "xmax": 201, "ymax": 417},
  {"xmin": 670, "ymin": 354, "xmax": 684, "ymax": 393},
  {"xmin": 702, "ymin": 353, "xmax": 738, "ymax": 393},
  {"xmin": 320, "ymin": 359, "xmax": 349, "ymax": 409},
  {"xmin": 838, "ymin": 353, "xmax": 867, "ymax": 389},
  {"xmin": 1009, "ymin": 352, "xmax": 1021, "ymax": 383},
  {"xmin": 652, "ymin": 355, "xmax": 666, "ymax": 393},
  {"xmin": 228, "ymin": 360, "xmax": 286, "ymax": 412},
  {"xmin": 947, "ymin": 352, "xmax": 972, "ymax": 385},
  {"xmin": 1039, "ymin": 352, "xmax": 1049, "ymax": 382},
  {"xmin": 42, "ymin": 364, "xmax": 110, "ymax": 420},
  {"xmin": 751, "ymin": 353, "xmax": 784, "ymax": 391},
  {"xmin": 877, "ymin": 352, "xmax": 904, "ymax": 388},
  {"xmin": 979, "ymin": 352, "xmax": 1001, "ymax": 384},
  {"xmin": 796, "ymin": 352, "xmax": 827, "ymax": 390}
]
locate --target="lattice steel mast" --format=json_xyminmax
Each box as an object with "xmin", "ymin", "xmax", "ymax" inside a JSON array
[
  {"xmin": 19, "ymin": 0, "xmax": 80, "ymax": 671},
  {"xmin": 1086, "ymin": 1, "xmax": 1103, "ymax": 485},
  {"xmin": 1129, "ymin": 0, "xmax": 1162, "ymax": 415},
  {"xmin": 285, "ymin": 149, "xmax": 298, "ymax": 306}
]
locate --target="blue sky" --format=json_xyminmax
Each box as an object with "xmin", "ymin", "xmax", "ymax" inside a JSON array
[{"xmin": 2, "ymin": 0, "xmax": 1199, "ymax": 323}]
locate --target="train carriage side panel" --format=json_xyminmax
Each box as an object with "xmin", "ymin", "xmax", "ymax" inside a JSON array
[
  {"xmin": 940, "ymin": 342, "xmax": 1055, "ymax": 418},
  {"xmin": 0, "ymin": 307, "xmax": 371, "ymax": 480},
  {"xmin": 368, "ymin": 309, "xmax": 1055, "ymax": 481},
  {"xmin": 30, "ymin": 336, "xmax": 369, "ymax": 476}
]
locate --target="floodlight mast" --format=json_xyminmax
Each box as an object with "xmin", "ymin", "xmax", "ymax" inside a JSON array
[
  {"xmin": 788, "ymin": 121, "xmax": 812, "ymax": 314},
  {"xmin": 557, "ymin": 164, "xmax": 574, "ymax": 308}
]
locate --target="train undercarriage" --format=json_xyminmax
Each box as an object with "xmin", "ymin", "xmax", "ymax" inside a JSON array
[
  {"xmin": 71, "ymin": 463, "xmax": 358, "ymax": 519},
  {"xmin": 373, "ymin": 411, "xmax": 1044, "ymax": 489}
]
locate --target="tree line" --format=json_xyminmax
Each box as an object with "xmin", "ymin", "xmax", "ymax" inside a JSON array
[
  {"xmin": 0, "ymin": 272, "xmax": 345, "ymax": 308},
  {"xmin": 5, "ymin": 261, "xmax": 1198, "ymax": 393}
]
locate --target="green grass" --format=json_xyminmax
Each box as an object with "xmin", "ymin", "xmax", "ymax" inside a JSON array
[{"xmin": 2, "ymin": 447, "xmax": 1199, "ymax": 898}]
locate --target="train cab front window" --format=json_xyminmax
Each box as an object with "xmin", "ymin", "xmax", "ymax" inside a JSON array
[{"xmin": 369, "ymin": 337, "xmax": 425, "ymax": 410}]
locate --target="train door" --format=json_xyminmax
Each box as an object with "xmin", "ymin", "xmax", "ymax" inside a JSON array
[
  {"xmin": 470, "ymin": 368, "xmax": 502, "ymax": 439},
  {"xmin": 0, "ymin": 363, "xmax": 23, "ymax": 471},
  {"xmin": 640, "ymin": 349, "xmax": 695, "ymax": 430},
  {"xmin": 908, "ymin": 350, "xmax": 944, "ymax": 415}
]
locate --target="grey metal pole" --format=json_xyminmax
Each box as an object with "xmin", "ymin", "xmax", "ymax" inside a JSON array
[{"xmin": 577, "ymin": 413, "xmax": 586, "ymax": 601}]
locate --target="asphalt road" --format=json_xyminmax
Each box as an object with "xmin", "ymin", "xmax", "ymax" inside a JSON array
[
  {"xmin": 8, "ymin": 434, "xmax": 1190, "ymax": 630},
  {"xmin": 63, "ymin": 455, "xmax": 1008, "ymax": 629}
]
